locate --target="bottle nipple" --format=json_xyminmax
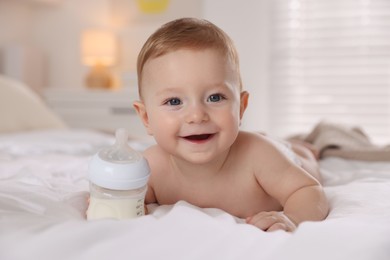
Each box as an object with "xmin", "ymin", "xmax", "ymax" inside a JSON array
[{"xmin": 98, "ymin": 128, "xmax": 141, "ymax": 163}]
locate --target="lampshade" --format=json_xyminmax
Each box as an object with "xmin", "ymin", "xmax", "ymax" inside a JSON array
[
  {"xmin": 81, "ymin": 30, "xmax": 117, "ymax": 66},
  {"xmin": 81, "ymin": 30, "xmax": 118, "ymax": 89}
]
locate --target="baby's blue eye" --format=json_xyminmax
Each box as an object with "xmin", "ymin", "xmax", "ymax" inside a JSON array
[
  {"xmin": 208, "ymin": 94, "xmax": 224, "ymax": 102},
  {"xmin": 166, "ymin": 98, "xmax": 182, "ymax": 106}
]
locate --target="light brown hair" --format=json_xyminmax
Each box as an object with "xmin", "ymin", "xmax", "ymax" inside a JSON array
[{"xmin": 137, "ymin": 17, "xmax": 242, "ymax": 98}]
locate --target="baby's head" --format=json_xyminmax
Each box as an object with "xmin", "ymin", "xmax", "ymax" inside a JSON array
[{"xmin": 137, "ymin": 17, "xmax": 242, "ymax": 99}]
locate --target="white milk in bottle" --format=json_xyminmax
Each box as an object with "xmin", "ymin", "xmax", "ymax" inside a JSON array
[{"xmin": 87, "ymin": 128, "xmax": 150, "ymax": 220}]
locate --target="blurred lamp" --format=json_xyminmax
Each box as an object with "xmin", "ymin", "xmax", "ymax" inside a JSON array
[{"xmin": 81, "ymin": 30, "xmax": 117, "ymax": 89}]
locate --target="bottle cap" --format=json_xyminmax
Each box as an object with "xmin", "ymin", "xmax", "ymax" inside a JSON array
[{"xmin": 88, "ymin": 128, "xmax": 150, "ymax": 190}]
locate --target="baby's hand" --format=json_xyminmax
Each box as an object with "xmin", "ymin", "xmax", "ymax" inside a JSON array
[{"xmin": 246, "ymin": 211, "xmax": 296, "ymax": 232}]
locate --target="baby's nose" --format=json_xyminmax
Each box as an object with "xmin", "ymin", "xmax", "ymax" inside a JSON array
[{"xmin": 185, "ymin": 103, "xmax": 209, "ymax": 124}]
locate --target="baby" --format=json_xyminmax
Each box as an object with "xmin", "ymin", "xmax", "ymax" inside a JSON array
[{"xmin": 133, "ymin": 18, "xmax": 329, "ymax": 232}]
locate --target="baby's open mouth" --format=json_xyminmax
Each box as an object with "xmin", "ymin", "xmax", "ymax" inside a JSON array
[{"xmin": 184, "ymin": 134, "xmax": 214, "ymax": 142}]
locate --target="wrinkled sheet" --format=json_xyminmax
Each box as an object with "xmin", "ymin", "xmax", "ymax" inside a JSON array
[{"xmin": 0, "ymin": 130, "xmax": 389, "ymax": 260}]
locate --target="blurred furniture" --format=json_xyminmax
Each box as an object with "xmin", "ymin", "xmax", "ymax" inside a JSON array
[
  {"xmin": 0, "ymin": 45, "xmax": 45, "ymax": 95},
  {"xmin": 44, "ymin": 88, "xmax": 147, "ymax": 137}
]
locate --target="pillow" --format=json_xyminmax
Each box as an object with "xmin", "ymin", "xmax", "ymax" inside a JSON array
[{"xmin": 0, "ymin": 75, "xmax": 67, "ymax": 132}]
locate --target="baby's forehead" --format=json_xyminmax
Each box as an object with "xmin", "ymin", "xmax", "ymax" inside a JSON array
[
  {"xmin": 144, "ymin": 48, "xmax": 236, "ymax": 78},
  {"xmin": 143, "ymin": 48, "xmax": 235, "ymax": 77},
  {"xmin": 139, "ymin": 47, "xmax": 241, "ymax": 96}
]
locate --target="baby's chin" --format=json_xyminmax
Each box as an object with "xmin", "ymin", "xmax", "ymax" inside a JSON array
[{"xmin": 175, "ymin": 149, "xmax": 232, "ymax": 166}]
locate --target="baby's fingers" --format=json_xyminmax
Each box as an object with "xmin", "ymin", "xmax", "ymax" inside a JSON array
[
  {"xmin": 85, "ymin": 195, "xmax": 90, "ymax": 219},
  {"xmin": 267, "ymin": 222, "xmax": 288, "ymax": 232},
  {"xmin": 246, "ymin": 212, "xmax": 278, "ymax": 231},
  {"xmin": 246, "ymin": 211, "xmax": 296, "ymax": 232}
]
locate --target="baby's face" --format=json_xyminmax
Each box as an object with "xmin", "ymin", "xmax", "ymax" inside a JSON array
[{"xmin": 139, "ymin": 48, "xmax": 244, "ymax": 164}]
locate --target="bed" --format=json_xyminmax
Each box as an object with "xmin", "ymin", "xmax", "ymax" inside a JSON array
[{"xmin": 1, "ymin": 75, "xmax": 390, "ymax": 260}]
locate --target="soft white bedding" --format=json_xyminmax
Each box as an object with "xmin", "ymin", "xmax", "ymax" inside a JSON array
[{"xmin": 0, "ymin": 130, "xmax": 389, "ymax": 260}]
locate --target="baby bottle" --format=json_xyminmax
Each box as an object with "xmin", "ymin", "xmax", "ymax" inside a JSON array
[{"xmin": 87, "ymin": 128, "xmax": 150, "ymax": 220}]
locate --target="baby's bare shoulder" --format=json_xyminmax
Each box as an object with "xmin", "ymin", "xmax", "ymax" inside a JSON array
[
  {"xmin": 235, "ymin": 131, "xmax": 272, "ymax": 151},
  {"xmin": 234, "ymin": 131, "xmax": 283, "ymax": 162}
]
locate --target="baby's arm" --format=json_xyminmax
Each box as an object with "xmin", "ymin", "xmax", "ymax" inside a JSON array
[
  {"xmin": 282, "ymin": 180, "xmax": 328, "ymax": 225},
  {"xmin": 248, "ymin": 167, "xmax": 328, "ymax": 231},
  {"xmin": 143, "ymin": 147, "xmax": 159, "ymax": 214},
  {"xmin": 145, "ymin": 184, "xmax": 157, "ymax": 204},
  {"xmin": 247, "ymin": 137, "xmax": 329, "ymax": 232},
  {"xmin": 143, "ymin": 184, "xmax": 156, "ymax": 215}
]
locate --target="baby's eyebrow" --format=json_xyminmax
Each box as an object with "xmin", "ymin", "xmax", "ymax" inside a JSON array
[
  {"xmin": 155, "ymin": 87, "xmax": 181, "ymax": 96},
  {"xmin": 153, "ymin": 82, "xmax": 235, "ymax": 97},
  {"xmin": 210, "ymin": 82, "xmax": 238, "ymax": 93}
]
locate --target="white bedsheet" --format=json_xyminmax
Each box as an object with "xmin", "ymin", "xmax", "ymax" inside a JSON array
[{"xmin": 0, "ymin": 130, "xmax": 389, "ymax": 260}]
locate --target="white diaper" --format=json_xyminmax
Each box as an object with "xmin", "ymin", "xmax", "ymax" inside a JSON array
[{"xmin": 268, "ymin": 138, "xmax": 302, "ymax": 166}]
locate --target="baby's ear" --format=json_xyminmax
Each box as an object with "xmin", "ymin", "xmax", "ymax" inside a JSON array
[
  {"xmin": 239, "ymin": 91, "xmax": 249, "ymax": 119},
  {"xmin": 133, "ymin": 101, "xmax": 153, "ymax": 135}
]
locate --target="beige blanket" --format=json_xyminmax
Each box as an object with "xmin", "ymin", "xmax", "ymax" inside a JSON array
[{"xmin": 293, "ymin": 121, "xmax": 390, "ymax": 161}]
